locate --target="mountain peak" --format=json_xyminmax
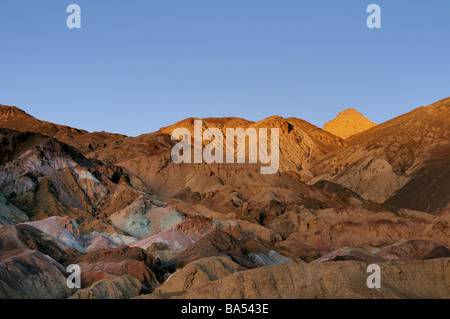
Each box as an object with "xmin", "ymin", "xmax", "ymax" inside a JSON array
[
  {"xmin": 0, "ymin": 104, "xmax": 30, "ymax": 119},
  {"xmin": 338, "ymin": 108, "xmax": 363, "ymax": 115},
  {"xmin": 323, "ymin": 108, "xmax": 376, "ymax": 139}
]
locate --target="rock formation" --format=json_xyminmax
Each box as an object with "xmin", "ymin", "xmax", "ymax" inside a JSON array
[
  {"xmin": 323, "ymin": 108, "xmax": 377, "ymax": 139},
  {"xmin": 0, "ymin": 98, "xmax": 449, "ymax": 299}
]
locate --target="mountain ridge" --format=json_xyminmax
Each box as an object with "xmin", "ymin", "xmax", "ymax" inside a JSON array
[{"xmin": 1, "ymin": 98, "xmax": 450, "ymax": 299}]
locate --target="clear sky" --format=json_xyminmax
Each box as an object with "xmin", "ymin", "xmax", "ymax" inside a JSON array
[{"xmin": 0, "ymin": 0, "xmax": 449, "ymax": 136}]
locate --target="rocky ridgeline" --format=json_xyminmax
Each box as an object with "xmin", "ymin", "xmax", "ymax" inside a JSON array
[{"xmin": 0, "ymin": 98, "xmax": 449, "ymax": 299}]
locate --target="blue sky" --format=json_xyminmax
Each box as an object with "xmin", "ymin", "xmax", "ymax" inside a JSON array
[{"xmin": 0, "ymin": 0, "xmax": 449, "ymax": 136}]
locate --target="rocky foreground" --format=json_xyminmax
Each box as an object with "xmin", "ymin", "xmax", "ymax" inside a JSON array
[
  {"xmin": 0, "ymin": 98, "xmax": 449, "ymax": 299},
  {"xmin": 143, "ymin": 257, "xmax": 450, "ymax": 299}
]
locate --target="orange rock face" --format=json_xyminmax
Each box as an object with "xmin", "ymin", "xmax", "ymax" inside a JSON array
[{"xmin": 323, "ymin": 108, "xmax": 377, "ymax": 139}]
